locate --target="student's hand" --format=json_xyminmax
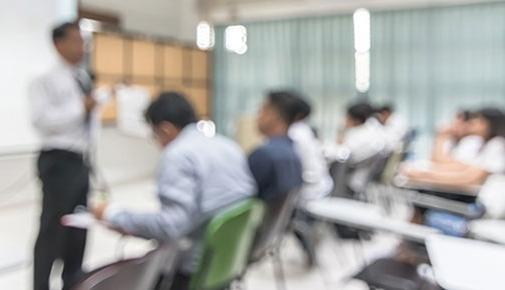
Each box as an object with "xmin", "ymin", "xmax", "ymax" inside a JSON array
[
  {"xmin": 437, "ymin": 125, "xmax": 455, "ymax": 138},
  {"xmin": 84, "ymin": 96, "xmax": 97, "ymax": 113},
  {"xmin": 92, "ymin": 202, "xmax": 108, "ymax": 220}
]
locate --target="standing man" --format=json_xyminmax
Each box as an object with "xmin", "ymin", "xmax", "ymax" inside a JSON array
[{"xmin": 29, "ymin": 22, "xmax": 97, "ymax": 290}]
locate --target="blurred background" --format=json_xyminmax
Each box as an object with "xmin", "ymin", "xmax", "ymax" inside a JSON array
[{"xmin": 2, "ymin": 0, "xmax": 505, "ymax": 289}]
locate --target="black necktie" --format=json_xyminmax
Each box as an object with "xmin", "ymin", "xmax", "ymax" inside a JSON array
[{"xmin": 74, "ymin": 72, "xmax": 93, "ymax": 96}]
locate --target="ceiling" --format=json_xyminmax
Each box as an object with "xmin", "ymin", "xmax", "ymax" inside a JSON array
[{"xmin": 203, "ymin": 0, "xmax": 496, "ymax": 23}]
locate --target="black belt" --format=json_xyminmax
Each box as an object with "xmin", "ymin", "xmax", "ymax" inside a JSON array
[{"xmin": 40, "ymin": 149, "xmax": 85, "ymax": 161}]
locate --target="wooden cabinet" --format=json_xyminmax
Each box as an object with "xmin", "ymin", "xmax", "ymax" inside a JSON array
[{"xmin": 91, "ymin": 32, "xmax": 212, "ymax": 122}]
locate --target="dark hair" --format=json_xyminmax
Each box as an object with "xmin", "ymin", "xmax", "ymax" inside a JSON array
[
  {"xmin": 293, "ymin": 95, "xmax": 312, "ymax": 121},
  {"xmin": 52, "ymin": 22, "xmax": 79, "ymax": 43},
  {"xmin": 378, "ymin": 104, "xmax": 394, "ymax": 114},
  {"xmin": 347, "ymin": 102, "xmax": 375, "ymax": 125},
  {"xmin": 475, "ymin": 108, "xmax": 505, "ymax": 140},
  {"xmin": 267, "ymin": 91, "xmax": 302, "ymax": 125},
  {"xmin": 457, "ymin": 110, "xmax": 474, "ymax": 122},
  {"xmin": 144, "ymin": 92, "xmax": 197, "ymax": 128}
]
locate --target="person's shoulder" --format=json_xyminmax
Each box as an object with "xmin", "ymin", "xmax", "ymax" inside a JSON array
[
  {"xmin": 32, "ymin": 65, "xmax": 66, "ymax": 85},
  {"xmin": 289, "ymin": 122, "xmax": 313, "ymax": 140},
  {"xmin": 213, "ymin": 134, "xmax": 241, "ymax": 149},
  {"xmin": 488, "ymin": 136, "xmax": 505, "ymax": 148},
  {"xmin": 249, "ymin": 143, "xmax": 275, "ymax": 161},
  {"xmin": 30, "ymin": 68, "xmax": 53, "ymax": 84},
  {"xmin": 161, "ymin": 140, "xmax": 192, "ymax": 162},
  {"xmin": 459, "ymin": 135, "xmax": 484, "ymax": 146}
]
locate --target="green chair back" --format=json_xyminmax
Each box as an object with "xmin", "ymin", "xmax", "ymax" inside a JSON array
[{"xmin": 190, "ymin": 198, "xmax": 265, "ymax": 290}]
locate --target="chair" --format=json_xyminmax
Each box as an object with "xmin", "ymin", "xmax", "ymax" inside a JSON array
[
  {"xmin": 73, "ymin": 244, "xmax": 177, "ymax": 290},
  {"xmin": 249, "ymin": 190, "xmax": 300, "ymax": 290},
  {"xmin": 353, "ymin": 258, "xmax": 442, "ymax": 290},
  {"xmin": 189, "ymin": 199, "xmax": 265, "ymax": 290}
]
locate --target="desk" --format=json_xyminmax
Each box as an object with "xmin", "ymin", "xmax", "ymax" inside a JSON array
[
  {"xmin": 469, "ymin": 219, "xmax": 505, "ymax": 245},
  {"xmin": 395, "ymin": 178, "xmax": 480, "ymax": 197},
  {"xmin": 426, "ymin": 235, "xmax": 505, "ymax": 290},
  {"xmin": 306, "ymin": 198, "xmax": 439, "ymax": 243}
]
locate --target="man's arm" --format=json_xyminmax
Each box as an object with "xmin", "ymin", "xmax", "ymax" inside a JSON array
[
  {"xmin": 28, "ymin": 78, "xmax": 90, "ymax": 134},
  {"xmin": 105, "ymin": 153, "xmax": 199, "ymax": 241}
]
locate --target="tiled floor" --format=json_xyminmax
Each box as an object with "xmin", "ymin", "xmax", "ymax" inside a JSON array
[{"xmin": 0, "ymin": 179, "xmax": 400, "ymax": 290}]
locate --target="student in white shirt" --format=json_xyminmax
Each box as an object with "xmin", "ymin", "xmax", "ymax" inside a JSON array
[
  {"xmin": 288, "ymin": 97, "xmax": 333, "ymax": 201},
  {"xmin": 405, "ymin": 108, "xmax": 505, "ymax": 188},
  {"xmin": 288, "ymin": 95, "xmax": 333, "ymax": 268},
  {"xmin": 29, "ymin": 22, "xmax": 98, "ymax": 290},
  {"xmin": 337, "ymin": 102, "xmax": 386, "ymax": 164},
  {"xmin": 431, "ymin": 110, "xmax": 483, "ymax": 164},
  {"xmin": 376, "ymin": 104, "xmax": 409, "ymax": 150}
]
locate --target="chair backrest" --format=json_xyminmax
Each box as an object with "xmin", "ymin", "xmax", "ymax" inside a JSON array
[
  {"xmin": 73, "ymin": 245, "xmax": 173, "ymax": 290},
  {"xmin": 329, "ymin": 159, "xmax": 353, "ymax": 198},
  {"xmin": 189, "ymin": 199, "xmax": 265, "ymax": 290},
  {"xmin": 348, "ymin": 152, "xmax": 391, "ymax": 197},
  {"xmin": 250, "ymin": 189, "xmax": 300, "ymax": 262}
]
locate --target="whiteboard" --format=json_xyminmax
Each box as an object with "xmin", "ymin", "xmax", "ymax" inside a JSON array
[{"xmin": 0, "ymin": 0, "xmax": 77, "ymax": 154}]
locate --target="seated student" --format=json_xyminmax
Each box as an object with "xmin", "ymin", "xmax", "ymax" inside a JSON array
[
  {"xmin": 376, "ymin": 103, "xmax": 409, "ymax": 150},
  {"xmin": 431, "ymin": 110, "xmax": 483, "ymax": 164},
  {"xmin": 248, "ymin": 91, "xmax": 303, "ymax": 201},
  {"xmin": 289, "ymin": 96, "xmax": 333, "ymax": 201},
  {"xmin": 93, "ymin": 92, "xmax": 255, "ymax": 290},
  {"xmin": 287, "ymin": 94, "xmax": 333, "ymax": 267},
  {"xmin": 336, "ymin": 101, "xmax": 386, "ymax": 164},
  {"xmin": 405, "ymin": 108, "xmax": 505, "ymax": 189}
]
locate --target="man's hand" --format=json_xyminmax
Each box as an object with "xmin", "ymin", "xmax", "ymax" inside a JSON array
[
  {"xmin": 84, "ymin": 96, "xmax": 97, "ymax": 113},
  {"xmin": 92, "ymin": 202, "xmax": 108, "ymax": 220}
]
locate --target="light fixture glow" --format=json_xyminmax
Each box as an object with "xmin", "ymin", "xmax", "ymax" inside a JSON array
[
  {"xmin": 225, "ymin": 25, "xmax": 248, "ymax": 55},
  {"xmin": 196, "ymin": 21, "xmax": 215, "ymax": 50},
  {"xmin": 353, "ymin": 8, "xmax": 371, "ymax": 93},
  {"xmin": 197, "ymin": 120, "xmax": 216, "ymax": 137}
]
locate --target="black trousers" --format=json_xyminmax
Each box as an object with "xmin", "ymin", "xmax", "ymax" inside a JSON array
[
  {"xmin": 34, "ymin": 150, "xmax": 90, "ymax": 290},
  {"xmin": 155, "ymin": 272, "xmax": 191, "ymax": 290}
]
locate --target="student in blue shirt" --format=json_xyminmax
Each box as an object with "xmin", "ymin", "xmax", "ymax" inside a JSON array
[{"xmin": 248, "ymin": 90, "xmax": 303, "ymax": 201}]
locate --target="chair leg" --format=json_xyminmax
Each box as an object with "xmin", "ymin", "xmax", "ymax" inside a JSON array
[
  {"xmin": 328, "ymin": 224, "xmax": 349, "ymax": 268},
  {"xmin": 352, "ymin": 240, "xmax": 367, "ymax": 267},
  {"xmin": 230, "ymin": 277, "xmax": 245, "ymax": 290},
  {"xmin": 293, "ymin": 221, "xmax": 317, "ymax": 268},
  {"xmin": 271, "ymin": 249, "xmax": 287, "ymax": 290}
]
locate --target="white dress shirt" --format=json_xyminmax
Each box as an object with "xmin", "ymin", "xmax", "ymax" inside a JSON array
[
  {"xmin": 451, "ymin": 135, "xmax": 484, "ymax": 163},
  {"xmin": 29, "ymin": 60, "xmax": 97, "ymax": 154},
  {"xmin": 341, "ymin": 118, "xmax": 386, "ymax": 164},
  {"xmin": 288, "ymin": 121, "xmax": 333, "ymax": 201},
  {"xmin": 383, "ymin": 113, "xmax": 409, "ymax": 150},
  {"xmin": 466, "ymin": 137, "xmax": 505, "ymax": 174}
]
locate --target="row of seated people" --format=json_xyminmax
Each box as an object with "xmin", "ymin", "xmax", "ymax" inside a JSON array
[
  {"xmin": 404, "ymin": 108, "xmax": 505, "ymax": 193},
  {"xmin": 334, "ymin": 101, "xmax": 409, "ymax": 165},
  {"xmin": 89, "ymin": 90, "xmax": 330, "ymax": 290},
  {"xmin": 338, "ymin": 108, "xmax": 505, "ymax": 289}
]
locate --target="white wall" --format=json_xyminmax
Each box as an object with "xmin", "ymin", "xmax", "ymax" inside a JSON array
[
  {"xmin": 80, "ymin": 0, "xmax": 200, "ymax": 42},
  {"xmin": 0, "ymin": 0, "xmax": 77, "ymax": 153},
  {"xmin": 0, "ymin": 128, "xmax": 159, "ymax": 206}
]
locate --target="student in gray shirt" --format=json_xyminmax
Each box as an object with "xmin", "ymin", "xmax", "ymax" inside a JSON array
[{"xmin": 93, "ymin": 92, "xmax": 255, "ymax": 290}]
